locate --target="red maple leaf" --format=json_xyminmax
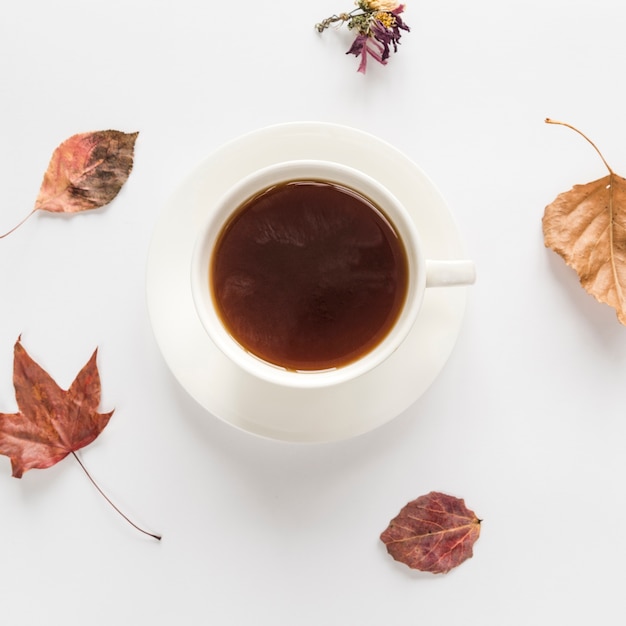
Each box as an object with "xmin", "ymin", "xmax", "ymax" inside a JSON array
[
  {"xmin": 0, "ymin": 337, "xmax": 160, "ymax": 539},
  {"xmin": 380, "ymin": 491, "xmax": 481, "ymax": 574},
  {"xmin": 0, "ymin": 337, "xmax": 113, "ymax": 478}
]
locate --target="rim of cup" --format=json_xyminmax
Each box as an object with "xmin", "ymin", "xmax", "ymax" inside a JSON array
[{"xmin": 190, "ymin": 160, "xmax": 425, "ymax": 389}]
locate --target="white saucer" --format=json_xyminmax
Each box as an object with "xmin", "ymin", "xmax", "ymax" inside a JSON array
[{"xmin": 146, "ymin": 122, "xmax": 470, "ymax": 443}]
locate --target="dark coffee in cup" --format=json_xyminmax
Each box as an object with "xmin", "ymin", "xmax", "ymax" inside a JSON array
[{"xmin": 210, "ymin": 179, "xmax": 409, "ymax": 371}]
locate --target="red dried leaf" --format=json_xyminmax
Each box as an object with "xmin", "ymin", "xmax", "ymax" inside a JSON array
[
  {"xmin": 35, "ymin": 130, "xmax": 138, "ymax": 214},
  {"xmin": 0, "ymin": 338, "xmax": 160, "ymax": 540},
  {"xmin": 380, "ymin": 491, "xmax": 481, "ymax": 574},
  {"xmin": 0, "ymin": 337, "xmax": 113, "ymax": 478}
]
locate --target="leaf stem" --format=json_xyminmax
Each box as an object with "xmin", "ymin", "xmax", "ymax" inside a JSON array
[
  {"xmin": 0, "ymin": 209, "xmax": 37, "ymax": 239},
  {"xmin": 545, "ymin": 118, "xmax": 614, "ymax": 174},
  {"xmin": 72, "ymin": 451, "xmax": 161, "ymax": 541}
]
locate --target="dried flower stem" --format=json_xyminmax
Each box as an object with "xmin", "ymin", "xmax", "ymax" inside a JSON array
[
  {"xmin": 72, "ymin": 451, "xmax": 161, "ymax": 541},
  {"xmin": 315, "ymin": 11, "xmax": 357, "ymax": 32}
]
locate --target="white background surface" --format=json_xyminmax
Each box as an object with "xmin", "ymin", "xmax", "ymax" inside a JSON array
[{"xmin": 1, "ymin": 1, "xmax": 625, "ymax": 624}]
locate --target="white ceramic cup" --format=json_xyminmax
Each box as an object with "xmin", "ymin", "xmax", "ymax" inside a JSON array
[{"xmin": 191, "ymin": 160, "xmax": 475, "ymax": 389}]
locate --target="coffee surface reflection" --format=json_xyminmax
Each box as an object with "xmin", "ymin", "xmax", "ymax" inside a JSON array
[{"xmin": 210, "ymin": 180, "xmax": 408, "ymax": 371}]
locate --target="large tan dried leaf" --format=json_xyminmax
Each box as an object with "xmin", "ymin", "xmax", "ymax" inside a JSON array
[{"xmin": 543, "ymin": 119, "xmax": 626, "ymax": 324}]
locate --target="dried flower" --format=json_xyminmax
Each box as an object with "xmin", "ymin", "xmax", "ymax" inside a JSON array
[
  {"xmin": 364, "ymin": 0, "xmax": 401, "ymax": 10},
  {"xmin": 316, "ymin": 1, "xmax": 410, "ymax": 74}
]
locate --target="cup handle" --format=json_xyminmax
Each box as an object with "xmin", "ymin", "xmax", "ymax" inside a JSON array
[{"xmin": 425, "ymin": 259, "xmax": 476, "ymax": 288}]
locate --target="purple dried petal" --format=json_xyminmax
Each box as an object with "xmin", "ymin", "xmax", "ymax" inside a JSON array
[
  {"xmin": 345, "ymin": 5, "xmax": 411, "ymax": 73},
  {"xmin": 346, "ymin": 34, "xmax": 369, "ymax": 73}
]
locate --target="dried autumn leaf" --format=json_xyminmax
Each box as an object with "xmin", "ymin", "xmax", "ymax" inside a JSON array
[
  {"xmin": 543, "ymin": 119, "xmax": 626, "ymax": 324},
  {"xmin": 35, "ymin": 130, "xmax": 138, "ymax": 213},
  {"xmin": 1, "ymin": 130, "xmax": 138, "ymax": 238},
  {"xmin": 0, "ymin": 336, "xmax": 160, "ymax": 539},
  {"xmin": 380, "ymin": 491, "xmax": 481, "ymax": 574},
  {"xmin": 0, "ymin": 337, "xmax": 112, "ymax": 477}
]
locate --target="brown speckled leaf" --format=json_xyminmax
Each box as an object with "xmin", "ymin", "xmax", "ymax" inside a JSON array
[
  {"xmin": 0, "ymin": 130, "xmax": 138, "ymax": 239},
  {"xmin": 543, "ymin": 119, "xmax": 626, "ymax": 324},
  {"xmin": 0, "ymin": 337, "xmax": 113, "ymax": 478},
  {"xmin": 35, "ymin": 130, "xmax": 138, "ymax": 214},
  {"xmin": 380, "ymin": 491, "xmax": 481, "ymax": 574}
]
